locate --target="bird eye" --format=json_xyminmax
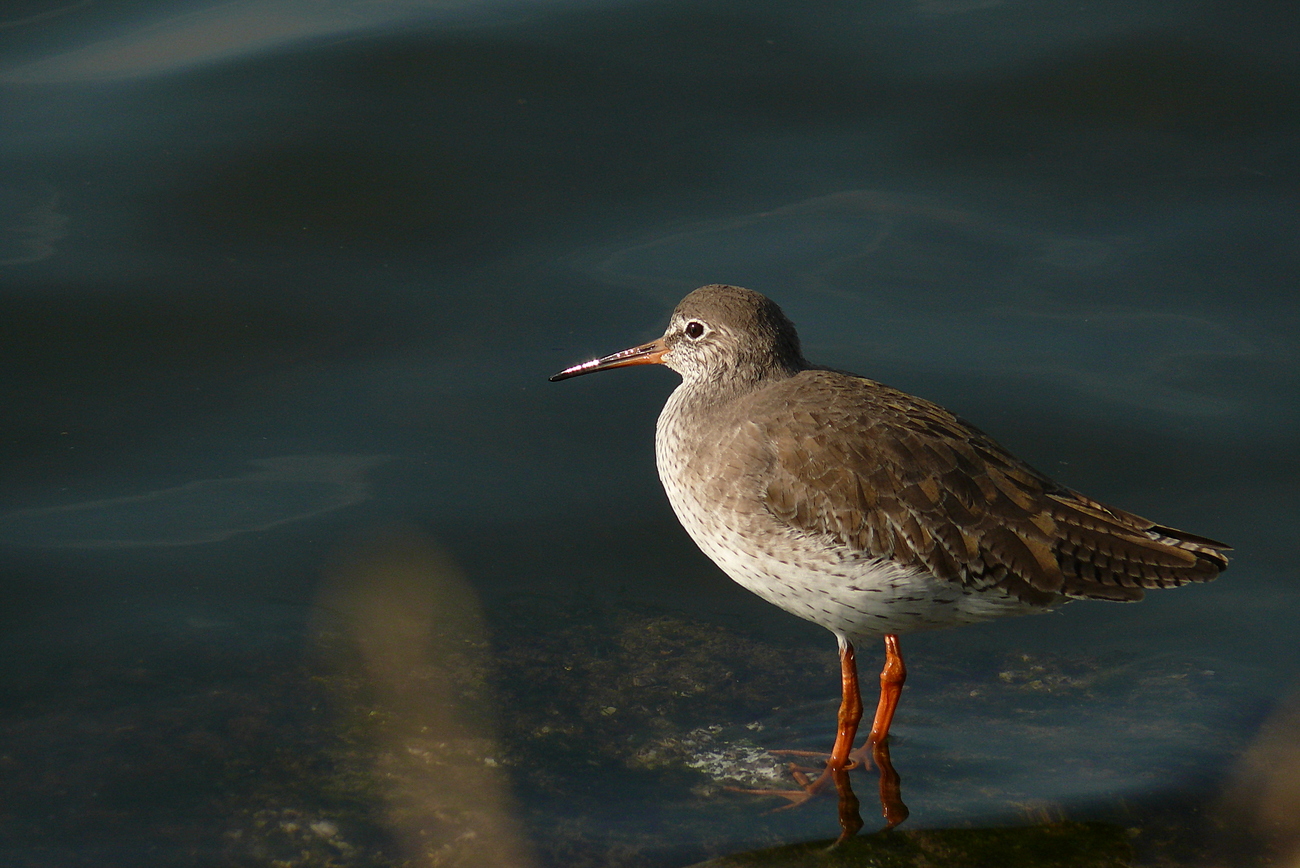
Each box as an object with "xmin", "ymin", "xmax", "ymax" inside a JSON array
[{"xmin": 684, "ymin": 321, "xmax": 705, "ymax": 339}]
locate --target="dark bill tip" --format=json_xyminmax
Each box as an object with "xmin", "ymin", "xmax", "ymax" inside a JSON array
[{"xmin": 549, "ymin": 339, "xmax": 667, "ymax": 382}]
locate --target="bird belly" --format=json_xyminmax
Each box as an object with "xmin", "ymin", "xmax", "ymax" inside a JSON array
[
  {"xmin": 659, "ymin": 466, "xmax": 1039, "ymax": 639},
  {"xmin": 690, "ymin": 514, "xmax": 1037, "ymax": 640},
  {"xmin": 654, "ymin": 390, "xmax": 1044, "ymax": 641}
]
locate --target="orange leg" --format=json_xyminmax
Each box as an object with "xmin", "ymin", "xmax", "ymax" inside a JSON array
[
  {"xmin": 734, "ymin": 636, "xmax": 864, "ymax": 805},
  {"xmin": 729, "ymin": 634, "xmax": 909, "ymax": 831},
  {"xmin": 850, "ymin": 634, "xmax": 906, "ymax": 766},
  {"xmin": 827, "ymin": 637, "xmax": 864, "ymax": 770},
  {"xmin": 869, "ymin": 633, "xmax": 906, "ymax": 744}
]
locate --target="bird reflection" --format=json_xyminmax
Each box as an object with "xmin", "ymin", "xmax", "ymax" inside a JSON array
[
  {"xmin": 868, "ymin": 740, "xmax": 908, "ymax": 834},
  {"xmin": 731, "ymin": 736, "xmax": 908, "ymax": 841}
]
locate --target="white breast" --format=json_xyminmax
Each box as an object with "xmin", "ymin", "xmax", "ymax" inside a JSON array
[{"xmin": 654, "ymin": 384, "xmax": 1039, "ymax": 642}]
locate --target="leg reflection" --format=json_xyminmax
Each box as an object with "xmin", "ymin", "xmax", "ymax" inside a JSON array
[
  {"xmin": 828, "ymin": 766, "xmax": 863, "ymax": 845},
  {"xmin": 727, "ymin": 734, "xmax": 908, "ymax": 839},
  {"xmin": 870, "ymin": 738, "xmax": 909, "ymax": 831}
]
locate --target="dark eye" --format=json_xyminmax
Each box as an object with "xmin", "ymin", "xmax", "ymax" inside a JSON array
[{"xmin": 684, "ymin": 321, "xmax": 705, "ymax": 339}]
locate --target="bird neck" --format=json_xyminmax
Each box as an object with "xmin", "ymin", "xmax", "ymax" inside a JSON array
[{"xmin": 671, "ymin": 360, "xmax": 800, "ymax": 416}]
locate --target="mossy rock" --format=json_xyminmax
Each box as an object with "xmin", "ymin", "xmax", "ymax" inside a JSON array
[{"xmin": 686, "ymin": 821, "xmax": 1133, "ymax": 867}]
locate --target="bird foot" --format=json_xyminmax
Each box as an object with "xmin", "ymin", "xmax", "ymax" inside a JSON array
[
  {"xmin": 730, "ymin": 765, "xmax": 868, "ymax": 843},
  {"xmin": 724, "ymin": 765, "xmax": 838, "ymax": 810},
  {"xmin": 770, "ymin": 748, "xmax": 866, "ymax": 772},
  {"xmin": 727, "ymin": 740, "xmax": 907, "ymax": 831},
  {"xmin": 723, "ymin": 746, "xmax": 866, "ymax": 810},
  {"xmin": 846, "ymin": 739, "xmax": 883, "ymax": 770}
]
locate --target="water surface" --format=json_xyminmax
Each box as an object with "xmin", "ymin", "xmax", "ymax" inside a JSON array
[{"xmin": 1, "ymin": 1, "xmax": 1297, "ymax": 865}]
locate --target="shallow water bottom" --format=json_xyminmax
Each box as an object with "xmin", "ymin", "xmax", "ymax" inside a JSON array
[{"xmin": 0, "ymin": 577, "xmax": 1284, "ymax": 868}]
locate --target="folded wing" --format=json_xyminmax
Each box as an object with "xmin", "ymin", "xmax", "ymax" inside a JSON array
[{"xmin": 754, "ymin": 372, "xmax": 1229, "ymax": 606}]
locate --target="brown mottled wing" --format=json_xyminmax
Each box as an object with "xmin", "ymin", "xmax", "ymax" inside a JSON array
[{"xmin": 752, "ymin": 371, "xmax": 1229, "ymax": 605}]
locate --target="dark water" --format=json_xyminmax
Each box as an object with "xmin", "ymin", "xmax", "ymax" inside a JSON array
[{"xmin": 1, "ymin": 1, "xmax": 1297, "ymax": 865}]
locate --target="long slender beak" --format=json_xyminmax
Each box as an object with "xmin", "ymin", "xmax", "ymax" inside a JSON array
[{"xmin": 549, "ymin": 337, "xmax": 668, "ymax": 382}]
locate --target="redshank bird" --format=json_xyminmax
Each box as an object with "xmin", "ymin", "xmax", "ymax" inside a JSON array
[{"xmin": 550, "ymin": 284, "xmax": 1229, "ymax": 800}]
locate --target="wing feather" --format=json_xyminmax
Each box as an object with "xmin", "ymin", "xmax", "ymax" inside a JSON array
[{"xmin": 749, "ymin": 370, "xmax": 1228, "ymax": 605}]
